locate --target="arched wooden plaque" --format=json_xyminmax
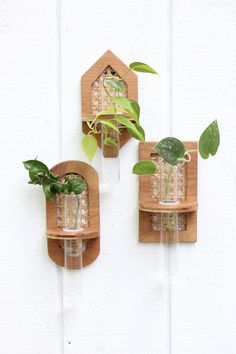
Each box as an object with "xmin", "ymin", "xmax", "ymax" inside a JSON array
[{"xmin": 46, "ymin": 161, "xmax": 100, "ymax": 268}]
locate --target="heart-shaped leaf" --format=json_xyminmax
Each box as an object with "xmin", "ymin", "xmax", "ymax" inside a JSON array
[
  {"xmin": 42, "ymin": 178, "xmax": 55, "ymax": 200},
  {"xmin": 29, "ymin": 171, "xmax": 42, "ymax": 185},
  {"xmin": 134, "ymin": 124, "xmax": 145, "ymax": 141},
  {"xmin": 132, "ymin": 160, "xmax": 157, "ymax": 175},
  {"xmin": 112, "ymin": 97, "xmax": 135, "ymax": 118},
  {"xmin": 127, "ymin": 123, "xmax": 145, "ymax": 142},
  {"xmin": 130, "ymin": 100, "xmax": 140, "ymax": 122},
  {"xmin": 23, "ymin": 160, "xmax": 49, "ymax": 175},
  {"xmin": 106, "ymin": 79, "xmax": 124, "ymax": 93},
  {"xmin": 81, "ymin": 134, "xmax": 98, "ymax": 161},
  {"xmin": 49, "ymin": 182, "xmax": 63, "ymax": 194},
  {"xmin": 129, "ymin": 62, "xmax": 158, "ymax": 74},
  {"xmin": 155, "ymin": 137, "xmax": 185, "ymax": 165},
  {"xmin": 67, "ymin": 179, "xmax": 85, "ymax": 195},
  {"xmin": 60, "ymin": 184, "xmax": 70, "ymax": 195},
  {"xmin": 114, "ymin": 116, "xmax": 145, "ymax": 141},
  {"xmin": 199, "ymin": 120, "xmax": 220, "ymax": 159}
]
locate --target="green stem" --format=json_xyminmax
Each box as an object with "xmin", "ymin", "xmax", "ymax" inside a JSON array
[
  {"xmin": 163, "ymin": 166, "xmax": 173, "ymax": 201},
  {"xmin": 42, "ymin": 175, "xmax": 67, "ymax": 187},
  {"xmin": 166, "ymin": 213, "xmax": 175, "ymax": 231},
  {"xmin": 102, "ymin": 79, "xmax": 113, "ymax": 99}
]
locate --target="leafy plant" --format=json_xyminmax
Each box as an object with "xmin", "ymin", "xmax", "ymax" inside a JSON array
[
  {"xmin": 82, "ymin": 62, "xmax": 158, "ymax": 160},
  {"xmin": 133, "ymin": 119, "xmax": 220, "ymax": 175},
  {"xmin": 23, "ymin": 159, "xmax": 85, "ymax": 200}
]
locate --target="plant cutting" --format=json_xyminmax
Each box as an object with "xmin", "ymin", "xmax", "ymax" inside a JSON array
[
  {"xmin": 133, "ymin": 119, "xmax": 220, "ymax": 204},
  {"xmin": 23, "ymin": 159, "xmax": 85, "ymax": 200},
  {"xmin": 23, "ymin": 159, "xmax": 86, "ymax": 231},
  {"xmin": 81, "ymin": 61, "xmax": 159, "ymax": 161}
]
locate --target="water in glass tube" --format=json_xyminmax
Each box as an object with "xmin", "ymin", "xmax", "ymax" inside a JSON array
[
  {"xmin": 63, "ymin": 194, "xmax": 83, "ymax": 232},
  {"xmin": 62, "ymin": 239, "xmax": 84, "ymax": 308},
  {"xmin": 101, "ymin": 120, "xmax": 120, "ymax": 183},
  {"xmin": 62, "ymin": 194, "xmax": 84, "ymax": 306}
]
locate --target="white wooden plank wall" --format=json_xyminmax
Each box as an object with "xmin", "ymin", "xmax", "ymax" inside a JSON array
[{"xmin": 0, "ymin": 0, "xmax": 236, "ymax": 353}]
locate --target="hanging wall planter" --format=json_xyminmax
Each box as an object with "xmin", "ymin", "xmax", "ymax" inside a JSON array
[
  {"xmin": 46, "ymin": 161, "xmax": 100, "ymax": 269},
  {"xmin": 133, "ymin": 120, "xmax": 220, "ymax": 244},
  {"xmin": 138, "ymin": 141, "xmax": 198, "ymax": 243},
  {"xmin": 81, "ymin": 50, "xmax": 138, "ymax": 158},
  {"xmin": 23, "ymin": 159, "xmax": 100, "ymax": 269},
  {"xmin": 80, "ymin": 50, "xmax": 158, "ymax": 183}
]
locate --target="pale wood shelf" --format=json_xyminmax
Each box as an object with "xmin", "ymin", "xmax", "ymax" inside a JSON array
[
  {"xmin": 139, "ymin": 200, "xmax": 198, "ymax": 213},
  {"xmin": 46, "ymin": 227, "xmax": 99, "ymax": 240}
]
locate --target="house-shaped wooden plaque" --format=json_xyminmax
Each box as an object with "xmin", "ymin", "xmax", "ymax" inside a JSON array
[{"xmin": 81, "ymin": 50, "xmax": 138, "ymax": 156}]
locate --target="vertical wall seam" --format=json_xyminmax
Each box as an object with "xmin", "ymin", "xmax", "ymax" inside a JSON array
[
  {"xmin": 167, "ymin": 0, "xmax": 173, "ymax": 137},
  {"xmin": 166, "ymin": 1, "xmax": 173, "ymax": 353},
  {"xmin": 56, "ymin": 0, "xmax": 62, "ymax": 160},
  {"xmin": 56, "ymin": 0, "xmax": 64, "ymax": 353}
]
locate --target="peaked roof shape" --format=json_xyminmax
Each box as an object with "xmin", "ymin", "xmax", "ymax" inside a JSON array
[{"xmin": 81, "ymin": 50, "xmax": 138, "ymax": 117}]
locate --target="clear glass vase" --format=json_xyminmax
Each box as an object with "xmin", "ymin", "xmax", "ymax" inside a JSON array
[
  {"xmin": 159, "ymin": 160, "xmax": 180, "ymax": 276},
  {"xmin": 63, "ymin": 194, "xmax": 83, "ymax": 232},
  {"xmin": 63, "ymin": 239, "xmax": 83, "ymax": 308},
  {"xmin": 100, "ymin": 75, "xmax": 121, "ymax": 183},
  {"xmin": 101, "ymin": 122, "xmax": 120, "ymax": 158},
  {"xmin": 101, "ymin": 122, "xmax": 120, "ymax": 183},
  {"xmin": 159, "ymin": 161, "xmax": 179, "ymax": 205},
  {"xmin": 64, "ymin": 239, "xmax": 83, "ymax": 270}
]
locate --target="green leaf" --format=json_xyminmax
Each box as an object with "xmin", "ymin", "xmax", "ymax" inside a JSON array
[
  {"xmin": 199, "ymin": 120, "xmax": 220, "ymax": 159},
  {"xmin": 113, "ymin": 97, "xmax": 140, "ymax": 121},
  {"xmin": 48, "ymin": 172, "xmax": 59, "ymax": 181},
  {"xmin": 155, "ymin": 137, "xmax": 185, "ymax": 166},
  {"xmin": 99, "ymin": 120, "xmax": 120, "ymax": 133},
  {"xmin": 81, "ymin": 134, "xmax": 98, "ymax": 161},
  {"xmin": 29, "ymin": 171, "xmax": 42, "ymax": 185},
  {"xmin": 60, "ymin": 184, "xmax": 71, "ymax": 195},
  {"xmin": 103, "ymin": 136, "xmax": 118, "ymax": 147},
  {"xmin": 127, "ymin": 123, "xmax": 145, "ymax": 141},
  {"xmin": 42, "ymin": 178, "xmax": 54, "ymax": 200},
  {"xmin": 23, "ymin": 160, "xmax": 49, "ymax": 175},
  {"xmin": 112, "ymin": 97, "xmax": 135, "ymax": 118},
  {"xmin": 106, "ymin": 79, "xmax": 124, "ymax": 93},
  {"xmin": 129, "ymin": 62, "xmax": 158, "ymax": 74},
  {"xmin": 114, "ymin": 116, "xmax": 145, "ymax": 141},
  {"xmin": 134, "ymin": 123, "xmax": 145, "ymax": 141},
  {"xmin": 49, "ymin": 182, "xmax": 63, "ymax": 194},
  {"xmin": 96, "ymin": 108, "xmax": 115, "ymax": 118},
  {"xmin": 130, "ymin": 100, "xmax": 140, "ymax": 122},
  {"xmin": 132, "ymin": 160, "xmax": 157, "ymax": 175},
  {"xmin": 68, "ymin": 179, "xmax": 85, "ymax": 195}
]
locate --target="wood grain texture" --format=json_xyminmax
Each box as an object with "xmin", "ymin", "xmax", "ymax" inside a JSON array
[
  {"xmin": 46, "ymin": 160, "xmax": 100, "ymax": 268},
  {"xmin": 81, "ymin": 50, "xmax": 138, "ymax": 156},
  {"xmin": 139, "ymin": 141, "xmax": 198, "ymax": 242}
]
